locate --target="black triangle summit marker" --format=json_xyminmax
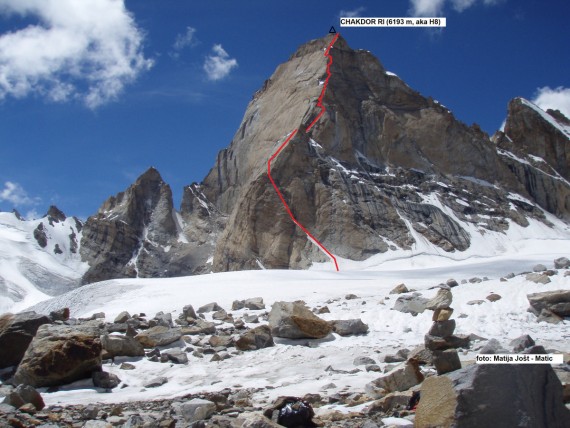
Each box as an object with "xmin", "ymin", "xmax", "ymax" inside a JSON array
[{"xmin": 329, "ymin": 26, "xmax": 337, "ymax": 34}]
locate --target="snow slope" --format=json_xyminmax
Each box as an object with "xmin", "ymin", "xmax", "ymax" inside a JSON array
[
  {"xmin": 22, "ymin": 233, "xmax": 570, "ymax": 408},
  {"xmin": 0, "ymin": 212, "xmax": 87, "ymax": 314}
]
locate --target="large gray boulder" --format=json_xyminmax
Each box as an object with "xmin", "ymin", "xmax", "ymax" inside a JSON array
[
  {"xmin": 527, "ymin": 289, "xmax": 570, "ymax": 317},
  {"xmin": 13, "ymin": 324, "xmax": 102, "ymax": 388},
  {"xmin": 268, "ymin": 301, "xmax": 332, "ymax": 339},
  {"xmin": 100, "ymin": 334, "xmax": 145, "ymax": 358},
  {"xmin": 134, "ymin": 326, "xmax": 182, "ymax": 348},
  {"xmin": 0, "ymin": 312, "xmax": 51, "ymax": 369},
  {"xmin": 415, "ymin": 363, "xmax": 570, "ymax": 427},
  {"xmin": 365, "ymin": 360, "xmax": 424, "ymax": 399},
  {"xmin": 236, "ymin": 325, "xmax": 274, "ymax": 351},
  {"xmin": 392, "ymin": 293, "xmax": 430, "ymax": 315}
]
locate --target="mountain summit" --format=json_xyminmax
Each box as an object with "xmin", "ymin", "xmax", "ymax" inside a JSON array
[{"xmin": 72, "ymin": 34, "xmax": 570, "ymax": 282}]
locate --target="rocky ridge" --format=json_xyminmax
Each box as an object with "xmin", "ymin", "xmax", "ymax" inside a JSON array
[{"xmin": 77, "ymin": 34, "xmax": 570, "ymax": 282}]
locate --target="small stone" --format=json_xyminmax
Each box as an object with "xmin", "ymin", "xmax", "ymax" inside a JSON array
[
  {"xmin": 510, "ymin": 335, "xmax": 535, "ymax": 353},
  {"xmin": 366, "ymin": 364, "xmax": 382, "ymax": 372},
  {"xmin": 446, "ymin": 279, "xmax": 459, "ymax": 288},
  {"xmin": 433, "ymin": 349, "xmax": 461, "ymax": 375},
  {"xmin": 316, "ymin": 306, "xmax": 330, "ymax": 314},
  {"xmin": 243, "ymin": 314, "xmax": 259, "ymax": 323},
  {"xmin": 345, "ymin": 294, "xmax": 359, "ymax": 300},
  {"xmin": 354, "ymin": 356, "xmax": 376, "ymax": 366},
  {"xmin": 525, "ymin": 273, "xmax": 551, "ymax": 284},
  {"xmin": 390, "ymin": 284, "xmax": 409, "ymax": 294},
  {"xmin": 92, "ymin": 371, "xmax": 121, "ymax": 389},
  {"xmin": 244, "ymin": 297, "xmax": 265, "ymax": 310},
  {"xmin": 144, "ymin": 377, "xmax": 168, "ymax": 388},
  {"xmin": 114, "ymin": 311, "xmax": 131, "ymax": 324},
  {"xmin": 468, "ymin": 277, "xmax": 482, "ymax": 283},
  {"xmin": 172, "ymin": 398, "xmax": 216, "ymax": 423},
  {"xmin": 467, "ymin": 300, "xmax": 485, "ymax": 306},
  {"xmin": 554, "ymin": 257, "xmax": 570, "ymax": 269},
  {"xmin": 212, "ymin": 309, "xmax": 228, "ymax": 321},
  {"xmin": 505, "ymin": 272, "xmax": 515, "ymax": 279},
  {"xmin": 533, "ymin": 264, "xmax": 547, "ymax": 272},
  {"xmin": 330, "ymin": 319, "xmax": 368, "ymax": 336},
  {"xmin": 197, "ymin": 302, "xmax": 222, "ymax": 314},
  {"xmin": 486, "ymin": 293, "xmax": 502, "ymax": 302}
]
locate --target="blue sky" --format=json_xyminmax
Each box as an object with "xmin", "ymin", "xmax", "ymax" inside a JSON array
[{"xmin": 0, "ymin": 0, "xmax": 569, "ymax": 219}]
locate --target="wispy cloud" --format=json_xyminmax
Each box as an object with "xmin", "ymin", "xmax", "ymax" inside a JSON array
[
  {"xmin": 532, "ymin": 86, "xmax": 570, "ymax": 119},
  {"xmin": 0, "ymin": 0, "xmax": 153, "ymax": 109},
  {"xmin": 340, "ymin": 6, "xmax": 366, "ymax": 18},
  {"xmin": 203, "ymin": 44, "xmax": 238, "ymax": 81},
  {"xmin": 0, "ymin": 181, "xmax": 40, "ymax": 207},
  {"xmin": 409, "ymin": 0, "xmax": 504, "ymax": 16},
  {"xmin": 170, "ymin": 26, "xmax": 198, "ymax": 59}
]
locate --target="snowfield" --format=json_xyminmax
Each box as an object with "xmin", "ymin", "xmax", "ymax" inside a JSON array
[{"xmin": 21, "ymin": 233, "xmax": 570, "ymax": 409}]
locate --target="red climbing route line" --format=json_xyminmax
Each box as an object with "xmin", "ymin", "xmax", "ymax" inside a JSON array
[
  {"xmin": 306, "ymin": 33, "xmax": 340, "ymax": 132},
  {"xmin": 267, "ymin": 34, "xmax": 340, "ymax": 271}
]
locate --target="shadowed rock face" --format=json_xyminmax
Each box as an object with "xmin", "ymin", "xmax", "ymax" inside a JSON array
[
  {"xmin": 201, "ymin": 34, "xmax": 566, "ymax": 271},
  {"xmin": 80, "ymin": 168, "xmax": 213, "ymax": 283},
  {"xmin": 78, "ymin": 34, "xmax": 569, "ymax": 282}
]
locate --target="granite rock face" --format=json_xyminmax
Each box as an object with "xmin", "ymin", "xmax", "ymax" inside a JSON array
[
  {"xmin": 75, "ymin": 34, "xmax": 569, "ymax": 281},
  {"xmin": 80, "ymin": 168, "xmax": 215, "ymax": 283}
]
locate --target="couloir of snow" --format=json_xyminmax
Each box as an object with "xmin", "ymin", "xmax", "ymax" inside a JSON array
[{"xmin": 17, "ymin": 221, "xmax": 569, "ymax": 410}]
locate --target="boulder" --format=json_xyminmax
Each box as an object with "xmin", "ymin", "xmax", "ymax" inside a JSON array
[
  {"xmin": 526, "ymin": 273, "xmax": 551, "ymax": 284},
  {"xmin": 209, "ymin": 334, "xmax": 234, "ymax": 348},
  {"xmin": 415, "ymin": 363, "xmax": 570, "ymax": 427},
  {"xmin": 244, "ymin": 314, "xmax": 260, "ymax": 323},
  {"xmin": 172, "ymin": 398, "xmax": 216, "ymax": 423},
  {"xmin": 446, "ymin": 279, "xmax": 459, "ymax": 288},
  {"xmin": 554, "ymin": 257, "xmax": 570, "ymax": 269},
  {"xmin": 212, "ymin": 309, "xmax": 229, "ymax": 321},
  {"xmin": 486, "ymin": 293, "xmax": 502, "ymax": 302},
  {"xmin": 241, "ymin": 414, "xmax": 283, "ymax": 428},
  {"xmin": 182, "ymin": 305, "xmax": 198, "ymax": 320},
  {"xmin": 163, "ymin": 351, "xmax": 188, "ymax": 364},
  {"xmin": 134, "ymin": 326, "xmax": 182, "ymax": 348},
  {"xmin": 92, "ymin": 371, "xmax": 121, "ymax": 389},
  {"xmin": 365, "ymin": 360, "xmax": 424, "ymax": 399},
  {"xmin": 100, "ymin": 334, "xmax": 145, "ymax": 358},
  {"xmin": 426, "ymin": 289, "xmax": 453, "ymax": 310},
  {"xmin": 392, "ymin": 293, "xmax": 429, "ymax": 315},
  {"xmin": 268, "ymin": 301, "xmax": 332, "ymax": 339},
  {"xmin": 433, "ymin": 349, "xmax": 461, "ymax": 375},
  {"xmin": 13, "ymin": 324, "xmax": 102, "ymax": 388},
  {"xmin": 197, "ymin": 302, "xmax": 222, "ymax": 313},
  {"xmin": 428, "ymin": 320, "xmax": 456, "ymax": 338},
  {"xmin": 245, "ymin": 297, "xmax": 265, "ymax": 310},
  {"xmin": 114, "ymin": 311, "xmax": 131, "ymax": 324},
  {"xmin": 236, "ymin": 325, "xmax": 275, "ymax": 351},
  {"xmin": 408, "ymin": 345, "xmax": 434, "ymax": 365},
  {"xmin": 479, "ymin": 338, "xmax": 508, "ymax": 354},
  {"xmin": 389, "ymin": 284, "xmax": 409, "ymax": 294},
  {"xmin": 232, "ymin": 300, "xmax": 245, "ymax": 310},
  {"xmin": 528, "ymin": 290, "xmax": 570, "ymax": 317},
  {"xmin": 144, "ymin": 377, "xmax": 168, "ymax": 388},
  {"xmin": 533, "ymin": 263, "xmax": 547, "ymax": 272},
  {"xmin": 509, "ymin": 334, "xmax": 535, "ymax": 353},
  {"xmin": 49, "ymin": 308, "xmax": 70, "ymax": 322},
  {"xmin": 0, "ymin": 312, "xmax": 51, "ymax": 369},
  {"xmin": 330, "ymin": 319, "xmax": 369, "ymax": 336},
  {"xmin": 181, "ymin": 319, "xmax": 216, "ymax": 335},
  {"xmin": 2, "ymin": 385, "xmax": 44, "ymax": 411},
  {"xmin": 354, "ymin": 356, "xmax": 376, "ymax": 366}
]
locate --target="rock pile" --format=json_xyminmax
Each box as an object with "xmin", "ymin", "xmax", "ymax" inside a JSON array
[{"xmin": 423, "ymin": 288, "xmax": 463, "ymax": 375}]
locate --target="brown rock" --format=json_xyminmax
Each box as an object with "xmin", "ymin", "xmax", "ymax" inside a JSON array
[
  {"xmin": 365, "ymin": 359, "xmax": 424, "ymax": 398},
  {"xmin": 13, "ymin": 324, "xmax": 102, "ymax": 388},
  {"xmin": 0, "ymin": 312, "xmax": 51, "ymax": 369},
  {"xmin": 134, "ymin": 326, "xmax": 182, "ymax": 348},
  {"xmin": 268, "ymin": 301, "xmax": 332, "ymax": 339},
  {"xmin": 432, "ymin": 307, "xmax": 453, "ymax": 321},
  {"xmin": 236, "ymin": 325, "xmax": 274, "ymax": 351}
]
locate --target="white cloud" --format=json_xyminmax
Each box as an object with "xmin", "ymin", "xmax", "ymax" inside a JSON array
[
  {"xmin": 532, "ymin": 86, "xmax": 570, "ymax": 119},
  {"xmin": 0, "ymin": 0, "xmax": 153, "ymax": 108},
  {"xmin": 340, "ymin": 6, "xmax": 366, "ymax": 18},
  {"xmin": 171, "ymin": 26, "xmax": 197, "ymax": 57},
  {"xmin": 409, "ymin": 0, "xmax": 504, "ymax": 16},
  {"xmin": 203, "ymin": 44, "xmax": 238, "ymax": 81},
  {"xmin": 0, "ymin": 181, "xmax": 39, "ymax": 207},
  {"xmin": 451, "ymin": 0, "xmax": 477, "ymax": 12},
  {"xmin": 410, "ymin": 0, "xmax": 446, "ymax": 16}
]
